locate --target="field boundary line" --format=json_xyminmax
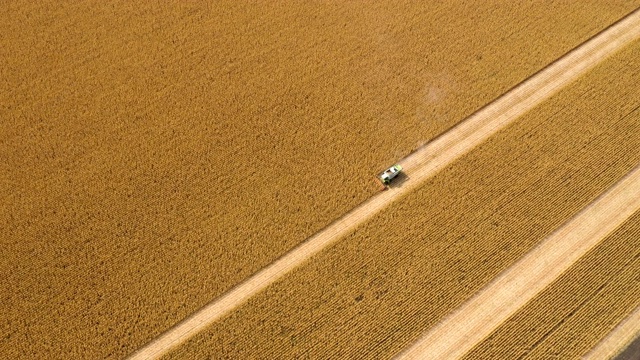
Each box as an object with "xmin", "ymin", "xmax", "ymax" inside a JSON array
[
  {"xmin": 583, "ymin": 305, "xmax": 640, "ymax": 360},
  {"xmin": 393, "ymin": 165, "xmax": 640, "ymax": 360},
  {"xmin": 127, "ymin": 8, "xmax": 640, "ymax": 360}
]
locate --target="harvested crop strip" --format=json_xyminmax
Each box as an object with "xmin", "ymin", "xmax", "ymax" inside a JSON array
[
  {"xmin": 462, "ymin": 211, "xmax": 640, "ymax": 359},
  {"xmin": 6, "ymin": 2, "xmax": 639, "ymax": 359},
  {"xmin": 132, "ymin": 8, "xmax": 640, "ymax": 358},
  {"xmin": 163, "ymin": 38, "xmax": 640, "ymax": 360}
]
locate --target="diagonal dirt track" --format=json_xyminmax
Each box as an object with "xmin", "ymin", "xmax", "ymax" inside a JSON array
[
  {"xmin": 127, "ymin": 8, "xmax": 640, "ymax": 360},
  {"xmin": 394, "ymin": 165, "xmax": 640, "ymax": 360},
  {"xmin": 583, "ymin": 305, "xmax": 640, "ymax": 360}
]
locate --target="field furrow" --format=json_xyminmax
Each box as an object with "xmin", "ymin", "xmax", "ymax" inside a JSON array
[{"xmin": 162, "ymin": 37, "xmax": 640, "ymax": 360}]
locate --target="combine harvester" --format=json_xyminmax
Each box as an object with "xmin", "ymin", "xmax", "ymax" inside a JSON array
[{"xmin": 377, "ymin": 164, "xmax": 403, "ymax": 189}]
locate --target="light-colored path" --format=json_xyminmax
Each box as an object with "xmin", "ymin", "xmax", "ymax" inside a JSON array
[
  {"xmin": 394, "ymin": 165, "xmax": 640, "ymax": 360},
  {"xmin": 128, "ymin": 9, "xmax": 640, "ymax": 360},
  {"xmin": 583, "ymin": 305, "xmax": 640, "ymax": 360}
]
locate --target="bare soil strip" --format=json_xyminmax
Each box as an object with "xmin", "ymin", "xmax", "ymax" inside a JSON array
[
  {"xmin": 393, "ymin": 165, "xmax": 640, "ymax": 360},
  {"xmin": 583, "ymin": 305, "xmax": 640, "ymax": 360},
  {"xmin": 127, "ymin": 9, "xmax": 640, "ymax": 360}
]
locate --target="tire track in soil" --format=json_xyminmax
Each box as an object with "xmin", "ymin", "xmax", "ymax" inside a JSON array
[{"xmin": 127, "ymin": 8, "xmax": 640, "ymax": 360}]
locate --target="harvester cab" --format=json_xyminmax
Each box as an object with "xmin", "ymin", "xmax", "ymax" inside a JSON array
[{"xmin": 377, "ymin": 164, "xmax": 403, "ymax": 187}]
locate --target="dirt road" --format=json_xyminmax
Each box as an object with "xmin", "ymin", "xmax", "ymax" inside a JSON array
[
  {"xmin": 127, "ymin": 8, "xmax": 640, "ymax": 360},
  {"xmin": 394, "ymin": 164, "xmax": 640, "ymax": 359}
]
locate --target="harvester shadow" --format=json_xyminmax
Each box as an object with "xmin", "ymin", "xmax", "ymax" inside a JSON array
[{"xmin": 387, "ymin": 172, "xmax": 410, "ymax": 189}]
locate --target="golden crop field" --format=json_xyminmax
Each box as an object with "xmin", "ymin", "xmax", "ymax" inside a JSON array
[
  {"xmin": 163, "ymin": 38, "xmax": 640, "ymax": 359},
  {"xmin": 463, "ymin": 210, "xmax": 640, "ymax": 359},
  {"xmin": 3, "ymin": 1, "xmax": 640, "ymax": 359}
]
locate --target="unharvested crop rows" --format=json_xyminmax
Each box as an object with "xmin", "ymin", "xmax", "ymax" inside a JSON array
[
  {"xmin": 5, "ymin": 2, "xmax": 638, "ymax": 358},
  {"xmin": 163, "ymin": 39, "xmax": 640, "ymax": 359},
  {"xmin": 463, "ymin": 211, "xmax": 640, "ymax": 359}
]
